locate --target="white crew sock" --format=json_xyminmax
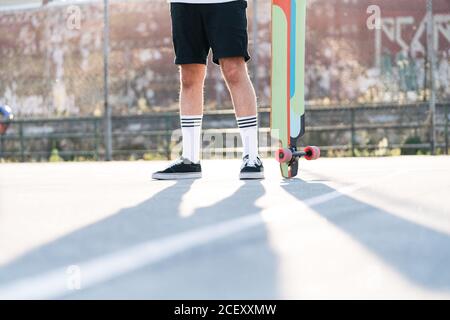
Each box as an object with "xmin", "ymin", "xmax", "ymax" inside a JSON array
[
  {"xmin": 180, "ymin": 115, "xmax": 203, "ymax": 163},
  {"xmin": 237, "ymin": 115, "xmax": 258, "ymax": 162}
]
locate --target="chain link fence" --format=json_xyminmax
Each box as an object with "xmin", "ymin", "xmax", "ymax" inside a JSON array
[
  {"xmin": 0, "ymin": 0, "xmax": 449, "ymax": 161},
  {"xmin": 1, "ymin": 103, "xmax": 448, "ymax": 162}
]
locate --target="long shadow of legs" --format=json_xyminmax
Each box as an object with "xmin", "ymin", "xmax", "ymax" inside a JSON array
[
  {"xmin": 0, "ymin": 180, "xmax": 195, "ymax": 285},
  {"xmin": 154, "ymin": 181, "xmax": 276, "ymax": 299},
  {"xmin": 282, "ymin": 178, "xmax": 450, "ymax": 291},
  {"xmin": 65, "ymin": 180, "xmax": 276, "ymax": 299},
  {"xmin": 0, "ymin": 180, "xmax": 276, "ymax": 299}
]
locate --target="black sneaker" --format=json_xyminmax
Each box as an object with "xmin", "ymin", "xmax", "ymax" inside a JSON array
[
  {"xmin": 152, "ymin": 157, "xmax": 202, "ymax": 180},
  {"xmin": 240, "ymin": 155, "xmax": 264, "ymax": 180}
]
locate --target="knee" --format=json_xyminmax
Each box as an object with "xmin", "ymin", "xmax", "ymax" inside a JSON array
[
  {"xmin": 221, "ymin": 59, "xmax": 246, "ymax": 86},
  {"xmin": 180, "ymin": 66, "xmax": 205, "ymax": 90}
]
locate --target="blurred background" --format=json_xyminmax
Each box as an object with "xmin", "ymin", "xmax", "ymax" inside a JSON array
[{"xmin": 0, "ymin": 0, "xmax": 449, "ymax": 161}]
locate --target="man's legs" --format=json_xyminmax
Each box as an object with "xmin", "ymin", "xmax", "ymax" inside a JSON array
[
  {"xmin": 220, "ymin": 57, "xmax": 259, "ymax": 163},
  {"xmin": 152, "ymin": 64, "xmax": 205, "ymax": 180},
  {"xmin": 179, "ymin": 64, "xmax": 206, "ymax": 163},
  {"xmin": 179, "ymin": 64, "xmax": 206, "ymax": 116}
]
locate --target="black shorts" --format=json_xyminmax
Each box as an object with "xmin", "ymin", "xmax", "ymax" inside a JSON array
[{"xmin": 170, "ymin": 0, "xmax": 251, "ymax": 65}]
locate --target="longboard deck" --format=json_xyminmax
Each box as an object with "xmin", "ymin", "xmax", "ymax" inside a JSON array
[{"xmin": 271, "ymin": 0, "xmax": 307, "ymax": 178}]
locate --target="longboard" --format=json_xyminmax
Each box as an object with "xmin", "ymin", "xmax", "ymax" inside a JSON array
[{"xmin": 271, "ymin": 0, "xmax": 319, "ymax": 178}]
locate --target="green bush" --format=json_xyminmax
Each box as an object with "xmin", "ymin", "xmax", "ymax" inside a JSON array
[
  {"xmin": 143, "ymin": 152, "xmax": 166, "ymax": 161},
  {"xmin": 401, "ymin": 136, "xmax": 422, "ymax": 155},
  {"xmin": 49, "ymin": 148, "xmax": 64, "ymax": 162}
]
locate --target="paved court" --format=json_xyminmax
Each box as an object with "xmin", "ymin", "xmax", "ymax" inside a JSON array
[{"xmin": 0, "ymin": 156, "xmax": 449, "ymax": 299}]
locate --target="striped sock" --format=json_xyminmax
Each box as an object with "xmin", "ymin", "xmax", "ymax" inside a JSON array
[
  {"xmin": 237, "ymin": 115, "xmax": 258, "ymax": 161},
  {"xmin": 180, "ymin": 115, "xmax": 203, "ymax": 163}
]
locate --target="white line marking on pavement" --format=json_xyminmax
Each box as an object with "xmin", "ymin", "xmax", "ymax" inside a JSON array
[{"xmin": 0, "ymin": 170, "xmax": 406, "ymax": 299}]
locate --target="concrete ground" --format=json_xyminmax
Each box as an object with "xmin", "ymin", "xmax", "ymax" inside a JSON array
[{"xmin": 0, "ymin": 156, "xmax": 449, "ymax": 299}]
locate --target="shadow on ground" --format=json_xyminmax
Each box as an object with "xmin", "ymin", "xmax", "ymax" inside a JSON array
[
  {"xmin": 1, "ymin": 175, "xmax": 449, "ymax": 298},
  {"xmin": 0, "ymin": 180, "xmax": 277, "ymax": 299},
  {"xmin": 282, "ymin": 178, "xmax": 450, "ymax": 291}
]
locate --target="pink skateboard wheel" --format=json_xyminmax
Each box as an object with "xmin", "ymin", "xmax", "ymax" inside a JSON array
[
  {"xmin": 304, "ymin": 146, "xmax": 320, "ymax": 160},
  {"xmin": 275, "ymin": 148, "xmax": 293, "ymax": 163}
]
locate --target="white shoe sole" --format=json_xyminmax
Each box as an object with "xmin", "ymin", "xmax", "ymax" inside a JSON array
[
  {"xmin": 239, "ymin": 172, "xmax": 265, "ymax": 180},
  {"xmin": 152, "ymin": 172, "xmax": 202, "ymax": 180}
]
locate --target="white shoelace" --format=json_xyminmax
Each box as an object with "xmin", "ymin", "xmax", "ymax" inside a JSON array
[
  {"xmin": 168, "ymin": 157, "xmax": 186, "ymax": 168},
  {"xmin": 242, "ymin": 156, "xmax": 261, "ymax": 169}
]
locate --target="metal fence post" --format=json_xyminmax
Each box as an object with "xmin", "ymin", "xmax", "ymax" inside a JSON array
[
  {"xmin": 103, "ymin": 0, "xmax": 112, "ymax": 161},
  {"xmin": 445, "ymin": 103, "xmax": 449, "ymax": 155},
  {"xmin": 426, "ymin": 0, "xmax": 437, "ymax": 155},
  {"xmin": 19, "ymin": 122, "xmax": 25, "ymax": 162},
  {"xmin": 165, "ymin": 115, "xmax": 171, "ymax": 160},
  {"xmin": 351, "ymin": 108, "xmax": 356, "ymax": 157},
  {"xmin": 252, "ymin": 0, "xmax": 259, "ymax": 96},
  {"xmin": 94, "ymin": 118, "xmax": 100, "ymax": 160},
  {"xmin": 0, "ymin": 133, "xmax": 3, "ymax": 159}
]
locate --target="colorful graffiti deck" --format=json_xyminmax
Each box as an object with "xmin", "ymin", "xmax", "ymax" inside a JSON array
[{"xmin": 271, "ymin": 0, "xmax": 320, "ymax": 178}]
